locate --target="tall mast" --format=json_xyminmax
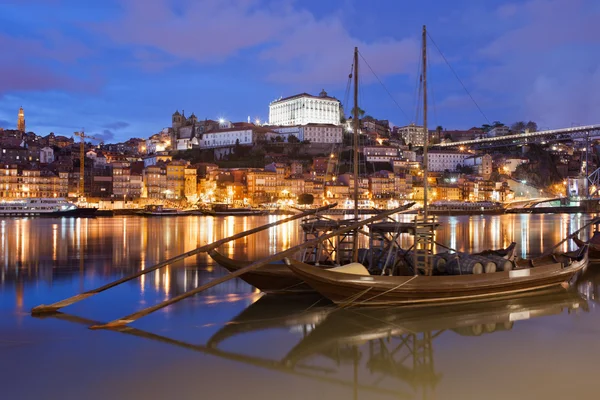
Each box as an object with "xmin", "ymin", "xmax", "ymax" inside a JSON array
[
  {"xmin": 352, "ymin": 46, "xmax": 359, "ymax": 262},
  {"xmin": 422, "ymin": 25, "xmax": 428, "ymax": 218}
]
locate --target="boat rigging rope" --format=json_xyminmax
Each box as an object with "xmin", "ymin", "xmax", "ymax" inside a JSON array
[
  {"xmin": 357, "ymin": 51, "xmax": 410, "ymax": 123},
  {"xmin": 426, "ymin": 31, "xmax": 491, "ymax": 125},
  {"xmin": 351, "ymin": 275, "xmax": 419, "ymax": 306}
]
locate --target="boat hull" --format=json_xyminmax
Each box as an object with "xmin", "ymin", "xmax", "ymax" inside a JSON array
[
  {"xmin": 208, "ymin": 250, "xmax": 324, "ymax": 294},
  {"xmin": 209, "ymin": 243, "xmax": 519, "ymax": 295},
  {"xmin": 285, "ymin": 248, "xmax": 588, "ymax": 306},
  {"xmin": 0, "ymin": 207, "xmax": 97, "ymax": 217},
  {"xmin": 573, "ymin": 235, "xmax": 600, "ymax": 259}
]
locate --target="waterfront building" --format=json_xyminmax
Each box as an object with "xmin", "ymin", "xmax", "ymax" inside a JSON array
[
  {"xmin": 143, "ymin": 164, "xmax": 167, "ymax": 199},
  {"xmin": 369, "ymin": 171, "xmax": 396, "ymax": 200},
  {"xmin": 166, "ymin": 160, "xmax": 188, "ymax": 199},
  {"xmin": 246, "ymin": 170, "xmax": 277, "ymax": 204},
  {"xmin": 17, "ymin": 107, "xmax": 25, "ymax": 132},
  {"xmin": 184, "ymin": 166, "xmax": 198, "ymax": 202},
  {"xmin": 269, "ymin": 90, "xmax": 342, "ymax": 126}
]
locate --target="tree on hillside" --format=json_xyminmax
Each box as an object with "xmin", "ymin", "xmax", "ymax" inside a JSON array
[
  {"xmin": 525, "ymin": 121, "xmax": 538, "ymax": 132},
  {"xmin": 511, "ymin": 121, "xmax": 526, "ymax": 133},
  {"xmin": 350, "ymin": 107, "xmax": 366, "ymax": 118}
]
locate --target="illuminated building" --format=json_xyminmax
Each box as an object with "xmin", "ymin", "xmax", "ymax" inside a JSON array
[
  {"xmin": 0, "ymin": 165, "xmax": 68, "ymax": 198},
  {"xmin": 17, "ymin": 107, "xmax": 25, "ymax": 132},
  {"xmin": 166, "ymin": 160, "xmax": 187, "ymax": 199},
  {"xmin": 269, "ymin": 90, "xmax": 342, "ymax": 126}
]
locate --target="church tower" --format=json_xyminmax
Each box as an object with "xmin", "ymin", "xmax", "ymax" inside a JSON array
[{"xmin": 17, "ymin": 107, "xmax": 25, "ymax": 132}]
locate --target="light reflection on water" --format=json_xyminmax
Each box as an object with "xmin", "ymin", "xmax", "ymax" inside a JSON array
[{"xmin": 0, "ymin": 214, "xmax": 600, "ymax": 400}]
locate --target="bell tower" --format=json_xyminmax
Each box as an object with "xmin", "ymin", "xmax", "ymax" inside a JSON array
[{"xmin": 17, "ymin": 107, "xmax": 25, "ymax": 132}]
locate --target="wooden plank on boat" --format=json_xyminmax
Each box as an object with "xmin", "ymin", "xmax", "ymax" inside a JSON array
[
  {"xmin": 89, "ymin": 204, "xmax": 411, "ymax": 329},
  {"xmin": 30, "ymin": 203, "xmax": 337, "ymax": 315}
]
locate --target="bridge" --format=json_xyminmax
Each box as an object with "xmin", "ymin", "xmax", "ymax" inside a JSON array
[{"xmin": 433, "ymin": 124, "xmax": 600, "ymax": 150}]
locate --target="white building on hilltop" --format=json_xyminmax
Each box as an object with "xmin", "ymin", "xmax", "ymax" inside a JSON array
[{"xmin": 269, "ymin": 90, "xmax": 342, "ymax": 126}]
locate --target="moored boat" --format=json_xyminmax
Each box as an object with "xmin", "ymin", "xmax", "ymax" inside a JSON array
[
  {"xmin": 208, "ymin": 242, "xmax": 519, "ymax": 295},
  {"xmin": 284, "ymin": 245, "xmax": 588, "ymax": 307},
  {"xmin": 199, "ymin": 203, "xmax": 265, "ymax": 216},
  {"xmin": 0, "ymin": 198, "xmax": 97, "ymax": 217},
  {"xmin": 137, "ymin": 205, "xmax": 189, "ymax": 216}
]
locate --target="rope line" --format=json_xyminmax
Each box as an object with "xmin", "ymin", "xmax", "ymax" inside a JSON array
[
  {"xmin": 357, "ymin": 50, "xmax": 410, "ymax": 123},
  {"xmin": 426, "ymin": 31, "xmax": 491, "ymax": 125}
]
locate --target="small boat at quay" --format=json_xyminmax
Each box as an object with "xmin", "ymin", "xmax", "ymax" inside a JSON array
[
  {"xmin": 427, "ymin": 200, "xmax": 505, "ymax": 215},
  {"xmin": 137, "ymin": 205, "xmax": 189, "ymax": 216},
  {"xmin": 198, "ymin": 203, "xmax": 265, "ymax": 216},
  {"xmin": 0, "ymin": 198, "xmax": 97, "ymax": 217},
  {"xmin": 284, "ymin": 245, "xmax": 589, "ymax": 307},
  {"xmin": 208, "ymin": 243, "xmax": 518, "ymax": 295}
]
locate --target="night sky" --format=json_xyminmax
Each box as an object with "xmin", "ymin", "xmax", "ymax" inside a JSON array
[{"xmin": 0, "ymin": 0, "xmax": 598, "ymax": 142}]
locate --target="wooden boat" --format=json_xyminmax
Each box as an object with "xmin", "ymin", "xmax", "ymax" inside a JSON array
[
  {"xmin": 284, "ymin": 245, "xmax": 589, "ymax": 306},
  {"xmin": 573, "ymin": 232, "xmax": 600, "ymax": 259},
  {"xmin": 199, "ymin": 203, "xmax": 265, "ymax": 216},
  {"xmin": 137, "ymin": 205, "xmax": 188, "ymax": 216},
  {"xmin": 208, "ymin": 243, "xmax": 519, "ymax": 295}
]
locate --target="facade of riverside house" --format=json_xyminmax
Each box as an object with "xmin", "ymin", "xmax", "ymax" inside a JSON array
[
  {"xmin": 369, "ymin": 171, "xmax": 396, "ymax": 200},
  {"xmin": 435, "ymin": 184, "xmax": 462, "ymax": 201},
  {"xmin": 427, "ymin": 150, "xmax": 472, "ymax": 172},
  {"xmin": 246, "ymin": 170, "xmax": 278, "ymax": 204},
  {"xmin": 269, "ymin": 90, "xmax": 342, "ymax": 126},
  {"xmin": 184, "ymin": 166, "xmax": 198, "ymax": 202},
  {"xmin": 0, "ymin": 165, "xmax": 68, "ymax": 198},
  {"xmin": 166, "ymin": 160, "xmax": 187, "ymax": 199},
  {"xmin": 143, "ymin": 164, "xmax": 167, "ymax": 199}
]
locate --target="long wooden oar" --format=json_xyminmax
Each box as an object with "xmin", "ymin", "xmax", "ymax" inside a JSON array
[
  {"xmin": 31, "ymin": 203, "xmax": 337, "ymax": 315},
  {"xmin": 546, "ymin": 216, "xmax": 600, "ymax": 254},
  {"xmin": 89, "ymin": 205, "xmax": 409, "ymax": 329}
]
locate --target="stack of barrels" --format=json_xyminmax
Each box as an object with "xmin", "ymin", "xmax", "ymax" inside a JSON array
[{"xmin": 426, "ymin": 252, "xmax": 514, "ymax": 275}]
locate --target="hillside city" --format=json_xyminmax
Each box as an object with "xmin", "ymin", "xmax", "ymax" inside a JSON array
[{"xmin": 0, "ymin": 91, "xmax": 591, "ymax": 210}]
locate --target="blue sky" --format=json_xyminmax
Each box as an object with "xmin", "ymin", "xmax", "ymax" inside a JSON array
[{"xmin": 0, "ymin": 0, "xmax": 598, "ymax": 142}]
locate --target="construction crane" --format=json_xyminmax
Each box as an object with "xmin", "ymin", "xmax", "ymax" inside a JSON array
[{"xmin": 74, "ymin": 130, "xmax": 103, "ymax": 199}]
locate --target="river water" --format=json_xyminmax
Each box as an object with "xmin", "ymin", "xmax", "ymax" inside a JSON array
[{"xmin": 1, "ymin": 214, "xmax": 599, "ymax": 400}]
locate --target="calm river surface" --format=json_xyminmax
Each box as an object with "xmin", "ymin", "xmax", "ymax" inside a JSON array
[{"xmin": 1, "ymin": 214, "xmax": 600, "ymax": 400}]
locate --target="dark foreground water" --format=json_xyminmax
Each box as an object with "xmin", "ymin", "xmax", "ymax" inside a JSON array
[{"xmin": 1, "ymin": 214, "xmax": 600, "ymax": 400}]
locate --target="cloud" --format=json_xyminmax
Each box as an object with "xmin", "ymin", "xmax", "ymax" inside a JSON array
[
  {"xmin": 102, "ymin": 121, "xmax": 130, "ymax": 130},
  {"xmin": 471, "ymin": 0, "xmax": 600, "ymax": 127},
  {"xmin": 0, "ymin": 32, "xmax": 98, "ymax": 94},
  {"xmin": 0, "ymin": 119, "xmax": 11, "ymax": 128},
  {"xmin": 95, "ymin": 129, "xmax": 115, "ymax": 142},
  {"xmin": 92, "ymin": 0, "xmax": 419, "ymax": 85}
]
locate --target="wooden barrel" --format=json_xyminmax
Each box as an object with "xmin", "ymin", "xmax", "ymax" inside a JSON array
[
  {"xmin": 446, "ymin": 256, "xmax": 483, "ymax": 275},
  {"xmin": 432, "ymin": 255, "xmax": 447, "ymax": 273},
  {"xmin": 486, "ymin": 255, "xmax": 514, "ymax": 271},
  {"xmin": 484, "ymin": 323, "xmax": 497, "ymax": 333},
  {"xmin": 471, "ymin": 255, "xmax": 497, "ymax": 273}
]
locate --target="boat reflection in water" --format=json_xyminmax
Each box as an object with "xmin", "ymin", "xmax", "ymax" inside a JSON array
[{"xmin": 38, "ymin": 288, "xmax": 588, "ymax": 399}]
